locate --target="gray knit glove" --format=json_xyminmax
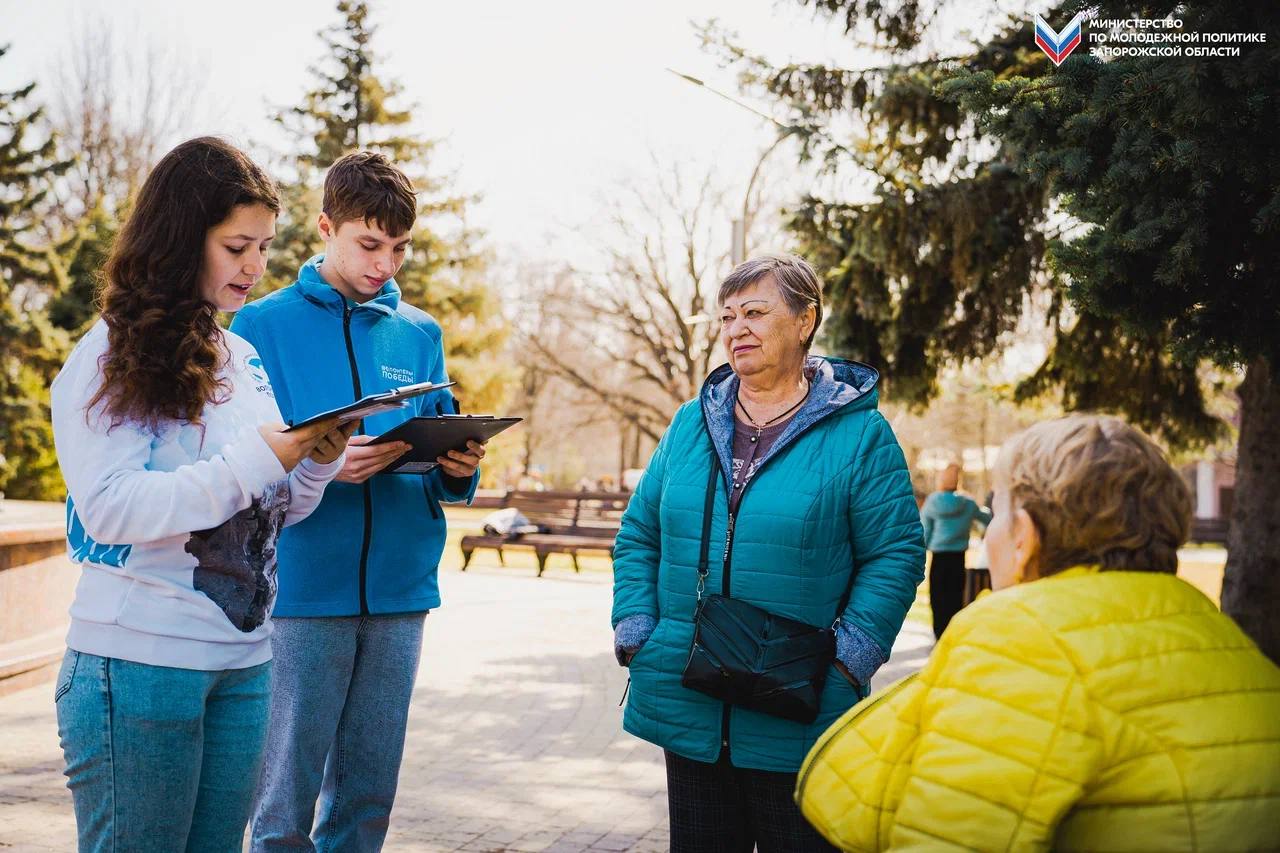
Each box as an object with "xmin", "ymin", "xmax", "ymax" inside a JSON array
[
  {"xmin": 613, "ymin": 614, "xmax": 657, "ymax": 666},
  {"xmin": 835, "ymin": 620, "xmax": 889, "ymax": 687}
]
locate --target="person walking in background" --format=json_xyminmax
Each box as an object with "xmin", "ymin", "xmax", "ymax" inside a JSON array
[
  {"xmin": 612, "ymin": 254, "xmax": 924, "ymax": 851},
  {"xmin": 49, "ymin": 137, "xmax": 353, "ymax": 852},
  {"xmin": 919, "ymin": 463, "xmax": 991, "ymax": 639},
  {"xmin": 797, "ymin": 414, "xmax": 1280, "ymax": 850}
]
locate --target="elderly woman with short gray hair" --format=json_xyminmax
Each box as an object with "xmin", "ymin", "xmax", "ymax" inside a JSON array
[{"xmin": 611, "ymin": 254, "xmax": 925, "ymax": 850}]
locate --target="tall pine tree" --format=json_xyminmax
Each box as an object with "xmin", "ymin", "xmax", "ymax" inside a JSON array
[
  {"xmin": 0, "ymin": 46, "xmax": 72, "ymax": 499},
  {"xmin": 45, "ymin": 199, "xmax": 115, "ymax": 334},
  {"xmin": 720, "ymin": 1, "xmax": 1280, "ymax": 658},
  {"xmin": 267, "ymin": 1, "xmax": 510, "ymax": 413}
]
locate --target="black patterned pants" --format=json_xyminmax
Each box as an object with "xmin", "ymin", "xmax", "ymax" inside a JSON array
[{"xmin": 664, "ymin": 750, "xmax": 837, "ymax": 852}]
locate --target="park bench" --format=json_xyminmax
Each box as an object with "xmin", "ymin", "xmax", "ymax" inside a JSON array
[
  {"xmin": 1189, "ymin": 517, "xmax": 1229, "ymax": 545},
  {"xmin": 460, "ymin": 490, "xmax": 630, "ymax": 577}
]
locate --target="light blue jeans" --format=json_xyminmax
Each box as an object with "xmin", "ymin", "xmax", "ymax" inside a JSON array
[
  {"xmin": 250, "ymin": 613, "xmax": 426, "ymax": 853},
  {"xmin": 54, "ymin": 649, "xmax": 272, "ymax": 853}
]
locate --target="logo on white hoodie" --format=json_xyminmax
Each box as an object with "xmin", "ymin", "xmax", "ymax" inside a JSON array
[{"xmin": 246, "ymin": 354, "xmax": 274, "ymax": 398}]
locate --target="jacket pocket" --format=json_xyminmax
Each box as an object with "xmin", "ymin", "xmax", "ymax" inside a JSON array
[
  {"xmin": 54, "ymin": 650, "xmax": 80, "ymax": 704},
  {"xmin": 628, "ymin": 620, "xmax": 664, "ymax": 670},
  {"xmin": 622, "ymin": 620, "xmax": 668, "ymax": 722}
]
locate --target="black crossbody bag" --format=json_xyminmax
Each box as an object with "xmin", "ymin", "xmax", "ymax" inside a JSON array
[{"xmin": 680, "ymin": 460, "xmax": 856, "ymax": 724}]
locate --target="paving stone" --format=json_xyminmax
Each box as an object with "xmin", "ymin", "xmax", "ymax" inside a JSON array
[
  {"xmin": 0, "ymin": 548, "xmax": 931, "ymax": 851},
  {"xmin": 543, "ymin": 842, "xmax": 589, "ymax": 853}
]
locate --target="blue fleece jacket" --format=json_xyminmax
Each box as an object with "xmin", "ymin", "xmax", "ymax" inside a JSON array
[
  {"xmin": 920, "ymin": 490, "xmax": 991, "ymax": 553},
  {"xmin": 230, "ymin": 255, "xmax": 477, "ymax": 616}
]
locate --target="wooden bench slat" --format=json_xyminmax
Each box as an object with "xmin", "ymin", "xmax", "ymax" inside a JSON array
[{"xmin": 461, "ymin": 490, "xmax": 629, "ymax": 577}]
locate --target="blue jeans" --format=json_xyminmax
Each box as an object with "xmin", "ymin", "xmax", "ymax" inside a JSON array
[
  {"xmin": 55, "ymin": 649, "xmax": 272, "ymax": 853},
  {"xmin": 250, "ymin": 614, "xmax": 426, "ymax": 852}
]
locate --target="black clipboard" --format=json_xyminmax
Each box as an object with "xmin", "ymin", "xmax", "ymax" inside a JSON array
[
  {"xmin": 284, "ymin": 381, "xmax": 456, "ymax": 431},
  {"xmin": 369, "ymin": 415, "xmax": 522, "ymax": 474}
]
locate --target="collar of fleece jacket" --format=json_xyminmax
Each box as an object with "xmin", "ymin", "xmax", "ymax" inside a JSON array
[
  {"xmin": 699, "ymin": 355, "xmax": 880, "ymax": 488},
  {"xmin": 295, "ymin": 253, "xmax": 402, "ymax": 318}
]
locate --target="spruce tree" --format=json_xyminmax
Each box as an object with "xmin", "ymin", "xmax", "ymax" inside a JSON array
[
  {"xmin": 0, "ymin": 46, "xmax": 72, "ymax": 499},
  {"xmin": 723, "ymin": 0, "xmax": 1280, "ymax": 658},
  {"xmin": 268, "ymin": 0, "xmax": 510, "ymax": 412},
  {"xmin": 46, "ymin": 199, "xmax": 114, "ymax": 333}
]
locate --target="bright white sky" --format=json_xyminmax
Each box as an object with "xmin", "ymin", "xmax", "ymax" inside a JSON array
[{"xmin": 1, "ymin": 0, "xmax": 894, "ymax": 265}]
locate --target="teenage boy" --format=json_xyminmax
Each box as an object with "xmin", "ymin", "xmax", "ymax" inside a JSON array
[{"xmin": 232, "ymin": 151, "xmax": 483, "ymax": 851}]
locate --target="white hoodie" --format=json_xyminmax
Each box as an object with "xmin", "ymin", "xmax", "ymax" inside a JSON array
[{"xmin": 50, "ymin": 320, "xmax": 343, "ymax": 670}]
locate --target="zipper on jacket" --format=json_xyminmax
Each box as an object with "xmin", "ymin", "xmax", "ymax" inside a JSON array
[
  {"xmin": 701, "ymin": 401, "xmax": 844, "ymax": 760},
  {"xmin": 344, "ymin": 303, "xmax": 373, "ymax": 616},
  {"xmin": 720, "ymin": 506, "xmax": 738, "ymax": 755}
]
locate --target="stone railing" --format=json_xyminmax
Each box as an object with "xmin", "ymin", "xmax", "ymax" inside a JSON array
[{"xmin": 0, "ymin": 500, "xmax": 76, "ymax": 696}]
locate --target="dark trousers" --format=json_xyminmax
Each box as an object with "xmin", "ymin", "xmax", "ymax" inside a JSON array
[
  {"xmin": 963, "ymin": 567, "xmax": 993, "ymax": 605},
  {"xmin": 929, "ymin": 550, "xmax": 967, "ymax": 640},
  {"xmin": 665, "ymin": 750, "xmax": 836, "ymax": 853}
]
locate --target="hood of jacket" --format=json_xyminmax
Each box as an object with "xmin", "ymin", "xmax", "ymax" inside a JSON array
[{"xmin": 699, "ymin": 355, "xmax": 880, "ymax": 488}]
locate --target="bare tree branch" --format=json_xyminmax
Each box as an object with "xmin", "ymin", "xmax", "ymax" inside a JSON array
[
  {"xmin": 509, "ymin": 157, "xmax": 790, "ymax": 475},
  {"xmin": 45, "ymin": 15, "xmax": 211, "ymax": 224}
]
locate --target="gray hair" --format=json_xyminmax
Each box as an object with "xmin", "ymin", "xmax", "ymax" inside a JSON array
[{"xmin": 717, "ymin": 254, "xmax": 824, "ymax": 350}]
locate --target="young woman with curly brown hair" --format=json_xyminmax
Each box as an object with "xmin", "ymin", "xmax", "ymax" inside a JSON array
[{"xmin": 49, "ymin": 137, "xmax": 355, "ymax": 852}]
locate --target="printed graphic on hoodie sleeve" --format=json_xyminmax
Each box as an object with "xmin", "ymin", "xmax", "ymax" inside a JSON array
[{"xmin": 186, "ymin": 479, "xmax": 291, "ymax": 632}]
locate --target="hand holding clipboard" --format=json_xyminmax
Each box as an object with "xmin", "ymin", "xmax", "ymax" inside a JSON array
[
  {"xmin": 283, "ymin": 381, "xmax": 456, "ymax": 431},
  {"xmin": 368, "ymin": 415, "xmax": 522, "ymax": 474}
]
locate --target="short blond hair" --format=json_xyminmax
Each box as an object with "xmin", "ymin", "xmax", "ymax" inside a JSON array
[{"xmin": 992, "ymin": 414, "xmax": 1191, "ymax": 576}]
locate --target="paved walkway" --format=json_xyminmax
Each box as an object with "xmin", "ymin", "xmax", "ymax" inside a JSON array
[{"xmin": 0, "ymin": 563, "xmax": 932, "ymax": 852}]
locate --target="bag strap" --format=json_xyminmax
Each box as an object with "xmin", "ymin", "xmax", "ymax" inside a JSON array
[
  {"xmin": 695, "ymin": 458, "xmax": 719, "ymax": 600},
  {"xmin": 696, "ymin": 449, "xmax": 857, "ymax": 628}
]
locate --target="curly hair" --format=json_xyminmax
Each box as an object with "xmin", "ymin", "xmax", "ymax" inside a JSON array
[
  {"xmin": 90, "ymin": 137, "xmax": 280, "ymax": 430},
  {"xmin": 993, "ymin": 414, "xmax": 1192, "ymax": 576}
]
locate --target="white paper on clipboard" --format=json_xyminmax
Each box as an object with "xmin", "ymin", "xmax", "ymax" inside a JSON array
[{"xmin": 285, "ymin": 381, "xmax": 456, "ymax": 431}]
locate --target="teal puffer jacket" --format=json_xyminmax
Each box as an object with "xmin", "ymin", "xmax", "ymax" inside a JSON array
[{"xmin": 611, "ymin": 357, "xmax": 925, "ymax": 772}]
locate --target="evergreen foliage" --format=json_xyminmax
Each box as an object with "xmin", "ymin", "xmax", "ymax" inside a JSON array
[
  {"xmin": 268, "ymin": 1, "xmax": 510, "ymax": 413},
  {"xmin": 0, "ymin": 46, "xmax": 72, "ymax": 498},
  {"xmin": 712, "ymin": 3, "xmax": 1230, "ymax": 446},
  {"xmin": 45, "ymin": 199, "xmax": 114, "ymax": 334},
  {"xmin": 722, "ymin": 0, "xmax": 1280, "ymax": 657}
]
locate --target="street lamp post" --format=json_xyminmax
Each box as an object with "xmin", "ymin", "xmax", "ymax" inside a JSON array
[
  {"xmin": 667, "ymin": 68, "xmax": 792, "ymax": 266},
  {"xmin": 733, "ymin": 133, "xmax": 790, "ymax": 265}
]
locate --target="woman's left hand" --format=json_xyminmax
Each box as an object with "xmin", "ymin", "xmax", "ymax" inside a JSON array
[
  {"xmin": 309, "ymin": 421, "xmax": 359, "ymax": 465},
  {"xmin": 436, "ymin": 439, "xmax": 486, "ymax": 478}
]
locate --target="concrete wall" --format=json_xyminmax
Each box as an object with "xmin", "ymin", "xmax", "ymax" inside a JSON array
[{"xmin": 0, "ymin": 501, "xmax": 76, "ymax": 696}]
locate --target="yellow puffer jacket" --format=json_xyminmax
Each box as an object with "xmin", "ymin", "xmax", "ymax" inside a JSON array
[{"xmin": 796, "ymin": 567, "xmax": 1280, "ymax": 851}]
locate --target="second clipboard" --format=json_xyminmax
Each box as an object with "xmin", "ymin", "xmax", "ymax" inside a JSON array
[{"xmin": 369, "ymin": 415, "xmax": 522, "ymax": 474}]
